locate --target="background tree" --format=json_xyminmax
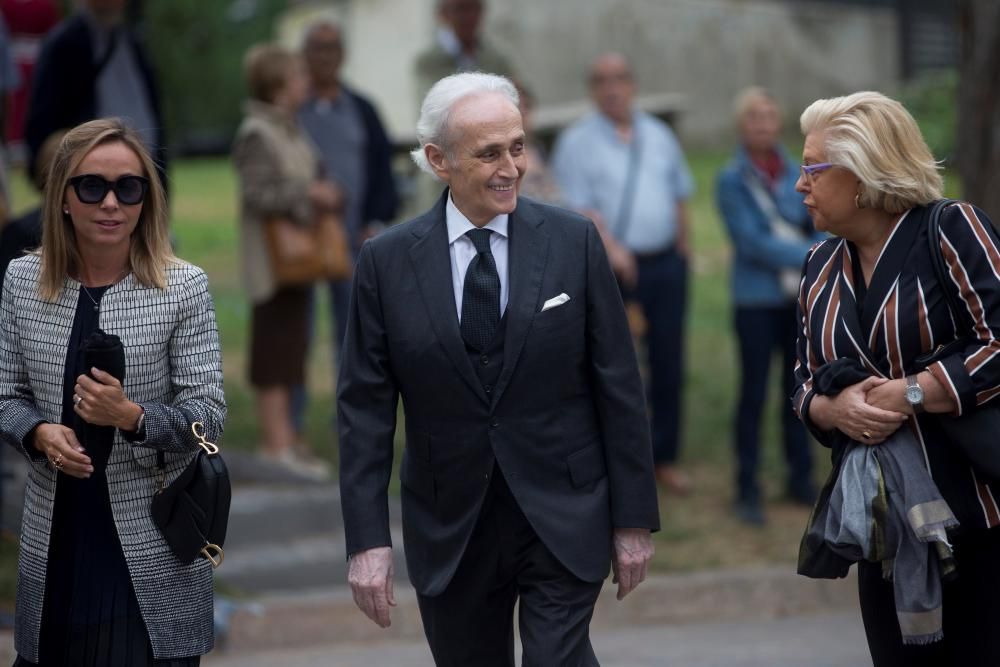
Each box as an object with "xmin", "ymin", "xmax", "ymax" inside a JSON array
[
  {"xmin": 956, "ymin": 0, "xmax": 1000, "ymax": 219},
  {"xmin": 143, "ymin": 0, "xmax": 284, "ymax": 155}
]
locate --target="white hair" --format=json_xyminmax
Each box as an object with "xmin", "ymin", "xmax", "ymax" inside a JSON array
[{"xmin": 410, "ymin": 72, "xmax": 520, "ymax": 177}]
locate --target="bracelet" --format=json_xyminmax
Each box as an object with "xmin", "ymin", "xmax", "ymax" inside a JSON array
[{"xmin": 131, "ymin": 407, "xmax": 145, "ymax": 435}]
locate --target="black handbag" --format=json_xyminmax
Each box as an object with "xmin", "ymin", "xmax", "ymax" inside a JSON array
[
  {"xmin": 916, "ymin": 198, "xmax": 1000, "ymax": 481},
  {"xmin": 150, "ymin": 415, "xmax": 231, "ymax": 568}
]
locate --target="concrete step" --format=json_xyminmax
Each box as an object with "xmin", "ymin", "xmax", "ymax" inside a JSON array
[
  {"xmin": 217, "ymin": 527, "xmax": 407, "ymax": 595},
  {"xmin": 216, "ymin": 566, "xmax": 861, "ymax": 656},
  {"xmin": 225, "ymin": 485, "xmax": 343, "ymax": 550}
]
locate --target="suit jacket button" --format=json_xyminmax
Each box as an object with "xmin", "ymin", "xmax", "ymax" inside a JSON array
[
  {"xmin": 480, "ymin": 354, "xmax": 489, "ymax": 366},
  {"xmin": 484, "ymin": 384, "xmax": 493, "ymax": 394},
  {"xmin": 490, "ymin": 417, "xmax": 499, "ymax": 429}
]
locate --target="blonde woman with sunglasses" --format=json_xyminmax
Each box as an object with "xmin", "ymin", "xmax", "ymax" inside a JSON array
[{"xmin": 1, "ymin": 118, "xmax": 225, "ymax": 666}]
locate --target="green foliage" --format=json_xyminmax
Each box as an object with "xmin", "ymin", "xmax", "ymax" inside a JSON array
[
  {"xmin": 143, "ymin": 0, "xmax": 286, "ymax": 153},
  {"xmin": 899, "ymin": 70, "xmax": 958, "ymax": 162}
]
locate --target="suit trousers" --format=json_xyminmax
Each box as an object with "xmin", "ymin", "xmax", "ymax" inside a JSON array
[
  {"xmin": 416, "ymin": 466, "xmax": 603, "ymax": 667},
  {"xmin": 733, "ymin": 304, "xmax": 812, "ymax": 503},
  {"xmin": 633, "ymin": 249, "xmax": 687, "ymax": 465},
  {"xmin": 858, "ymin": 527, "xmax": 1000, "ymax": 666}
]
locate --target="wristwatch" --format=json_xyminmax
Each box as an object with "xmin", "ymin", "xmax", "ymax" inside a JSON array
[{"xmin": 905, "ymin": 375, "xmax": 925, "ymax": 414}]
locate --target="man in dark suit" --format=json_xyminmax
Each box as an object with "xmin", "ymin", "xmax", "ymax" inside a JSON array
[{"xmin": 337, "ymin": 72, "xmax": 660, "ymax": 666}]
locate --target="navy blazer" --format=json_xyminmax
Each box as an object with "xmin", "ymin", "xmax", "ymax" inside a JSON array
[
  {"xmin": 25, "ymin": 13, "xmax": 166, "ymax": 185},
  {"xmin": 337, "ymin": 192, "xmax": 660, "ymax": 596}
]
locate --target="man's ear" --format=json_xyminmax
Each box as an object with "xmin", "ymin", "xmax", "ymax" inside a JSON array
[{"xmin": 425, "ymin": 144, "xmax": 451, "ymax": 183}]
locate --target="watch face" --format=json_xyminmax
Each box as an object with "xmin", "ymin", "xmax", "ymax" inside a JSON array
[{"xmin": 906, "ymin": 384, "xmax": 924, "ymax": 404}]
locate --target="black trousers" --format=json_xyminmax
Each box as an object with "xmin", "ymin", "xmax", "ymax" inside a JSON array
[
  {"xmin": 632, "ymin": 249, "xmax": 688, "ymax": 465},
  {"xmin": 858, "ymin": 527, "xmax": 1000, "ymax": 666},
  {"xmin": 733, "ymin": 305, "xmax": 812, "ymax": 502},
  {"xmin": 416, "ymin": 468, "xmax": 603, "ymax": 667}
]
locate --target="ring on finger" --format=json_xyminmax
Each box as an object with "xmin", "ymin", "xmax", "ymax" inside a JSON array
[
  {"xmin": 862, "ymin": 430, "xmax": 873, "ymax": 440},
  {"xmin": 52, "ymin": 453, "xmax": 64, "ymax": 470},
  {"xmin": 73, "ymin": 394, "xmax": 82, "ymax": 407}
]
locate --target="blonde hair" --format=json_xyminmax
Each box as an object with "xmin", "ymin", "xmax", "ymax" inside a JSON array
[
  {"xmin": 243, "ymin": 43, "xmax": 296, "ymax": 104},
  {"xmin": 40, "ymin": 118, "xmax": 174, "ymax": 300},
  {"xmin": 799, "ymin": 91, "xmax": 942, "ymax": 214}
]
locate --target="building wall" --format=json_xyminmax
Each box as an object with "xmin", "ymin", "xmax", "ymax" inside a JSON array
[{"xmin": 285, "ymin": 0, "xmax": 900, "ymax": 148}]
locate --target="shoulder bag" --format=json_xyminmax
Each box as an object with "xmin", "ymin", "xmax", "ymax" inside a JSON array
[
  {"xmin": 150, "ymin": 415, "xmax": 231, "ymax": 568},
  {"xmin": 266, "ymin": 209, "xmax": 352, "ymax": 286},
  {"xmin": 916, "ymin": 198, "xmax": 1000, "ymax": 481}
]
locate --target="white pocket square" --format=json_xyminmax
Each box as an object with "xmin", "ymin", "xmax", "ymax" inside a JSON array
[{"xmin": 541, "ymin": 293, "xmax": 571, "ymax": 312}]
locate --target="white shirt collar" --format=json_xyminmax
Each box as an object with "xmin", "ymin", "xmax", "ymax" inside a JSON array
[{"xmin": 446, "ymin": 192, "xmax": 509, "ymax": 245}]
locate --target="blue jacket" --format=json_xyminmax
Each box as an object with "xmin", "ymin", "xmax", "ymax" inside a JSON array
[{"xmin": 716, "ymin": 146, "xmax": 825, "ymax": 307}]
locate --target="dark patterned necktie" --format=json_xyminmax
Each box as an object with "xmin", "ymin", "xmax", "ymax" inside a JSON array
[{"xmin": 460, "ymin": 228, "xmax": 500, "ymax": 351}]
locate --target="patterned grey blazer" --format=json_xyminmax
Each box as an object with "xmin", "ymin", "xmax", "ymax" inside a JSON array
[{"xmin": 0, "ymin": 254, "xmax": 226, "ymax": 661}]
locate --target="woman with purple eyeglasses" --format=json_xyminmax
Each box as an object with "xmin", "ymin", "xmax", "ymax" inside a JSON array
[{"xmin": 792, "ymin": 91, "xmax": 1000, "ymax": 666}]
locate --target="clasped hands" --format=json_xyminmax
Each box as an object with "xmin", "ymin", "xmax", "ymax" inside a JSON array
[
  {"xmin": 32, "ymin": 368, "xmax": 141, "ymax": 479},
  {"xmin": 347, "ymin": 528, "xmax": 654, "ymax": 628},
  {"xmin": 815, "ymin": 372, "xmax": 954, "ymax": 445}
]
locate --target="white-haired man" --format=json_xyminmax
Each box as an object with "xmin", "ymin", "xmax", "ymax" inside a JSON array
[{"xmin": 337, "ymin": 72, "xmax": 660, "ymax": 665}]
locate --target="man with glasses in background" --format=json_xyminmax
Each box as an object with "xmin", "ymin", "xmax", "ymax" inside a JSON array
[
  {"xmin": 292, "ymin": 19, "xmax": 399, "ymax": 459},
  {"xmin": 552, "ymin": 52, "xmax": 695, "ymax": 495}
]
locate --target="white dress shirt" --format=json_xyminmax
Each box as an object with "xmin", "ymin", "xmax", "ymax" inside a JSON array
[{"xmin": 446, "ymin": 194, "xmax": 509, "ymax": 322}]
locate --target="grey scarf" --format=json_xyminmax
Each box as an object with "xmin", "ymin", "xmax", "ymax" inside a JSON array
[{"xmin": 820, "ymin": 427, "xmax": 958, "ymax": 644}]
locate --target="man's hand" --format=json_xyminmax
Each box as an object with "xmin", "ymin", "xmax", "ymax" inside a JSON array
[
  {"xmin": 607, "ymin": 243, "xmax": 638, "ymax": 290},
  {"xmin": 612, "ymin": 528, "xmax": 654, "ymax": 601},
  {"xmin": 347, "ymin": 546, "xmax": 396, "ymax": 628}
]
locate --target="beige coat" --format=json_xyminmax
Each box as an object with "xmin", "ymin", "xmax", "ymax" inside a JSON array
[{"xmin": 232, "ymin": 101, "xmax": 319, "ymax": 304}]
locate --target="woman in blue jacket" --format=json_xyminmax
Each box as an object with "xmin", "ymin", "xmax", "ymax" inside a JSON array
[{"xmin": 716, "ymin": 87, "xmax": 824, "ymax": 524}]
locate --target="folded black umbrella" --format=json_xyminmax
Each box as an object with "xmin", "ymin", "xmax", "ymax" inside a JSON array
[
  {"xmin": 82, "ymin": 329, "xmax": 126, "ymax": 384},
  {"xmin": 78, "ymin": 330, "xmax": 126, "ymax": 472}
]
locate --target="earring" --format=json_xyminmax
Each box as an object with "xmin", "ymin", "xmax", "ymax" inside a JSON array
[
  {"xmin": 63, "ymin": 207, "xmax": 70, "ymax": 215},
  {"xmin": 854, "ymin": 193, "xmax": 864, "ymax": 209}
]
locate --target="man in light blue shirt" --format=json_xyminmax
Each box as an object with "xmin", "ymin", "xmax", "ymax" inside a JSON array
[{"xmin": 552, "ymin": 52, "xmax": 694, "ymax": 494}]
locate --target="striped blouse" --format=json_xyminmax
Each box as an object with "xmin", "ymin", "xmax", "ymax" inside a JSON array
[{"xmin": 793, "ymin": 202, "xmax": 1000, "ymax": 530}]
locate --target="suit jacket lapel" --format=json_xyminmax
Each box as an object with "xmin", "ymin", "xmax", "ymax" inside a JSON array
[
  {"xmin": 491, "ymin": 200, "xmax": 549, "ymax": 407},
  {"xmin": 834, "ymin": 242, "xmax": 882, "ymax": 374},
  {"xmin": 408, "ymin": 192, "xmax": 489, "ymax": 404},
  {"xmin": 859, "ymin": 209, "xmax": 921, "ymax": 338}
]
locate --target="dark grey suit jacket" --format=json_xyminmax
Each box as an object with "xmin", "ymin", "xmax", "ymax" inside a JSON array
[{"xmin": 337, "ymin": 192, "xmax": 659, "ymax": 597}]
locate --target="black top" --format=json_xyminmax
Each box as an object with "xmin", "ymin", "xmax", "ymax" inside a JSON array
[{"xmin": 16, "ymin": 287, "xmax": 198, "ymax": 667}]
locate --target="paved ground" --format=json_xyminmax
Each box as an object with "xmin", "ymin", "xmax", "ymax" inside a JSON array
[{"xmin": 205, "ymin": 610, "xmax": 872, "ymax": 667}]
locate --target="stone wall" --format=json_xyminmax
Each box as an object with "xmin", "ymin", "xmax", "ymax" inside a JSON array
[{"xmin": 284, "ymin": 0, "xmax": 900, "ymax": 148}]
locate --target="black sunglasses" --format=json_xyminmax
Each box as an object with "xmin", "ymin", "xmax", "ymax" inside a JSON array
[{"xmin": 67, "ymin": 174, "xmax": 149, "ymax": 206}]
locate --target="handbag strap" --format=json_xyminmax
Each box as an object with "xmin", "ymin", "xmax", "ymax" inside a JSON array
[
  {"xmin": 610, "ymin": 128, "xmax": 642, "ymax": 242},
  {"xmin": 155, "ymin": 407, "xmax": 213, "ymax": 471},
  {"xmin": 743, "ymin": 165, "xmax": 805, "ymax": 242},
  {"xmin": 926, "ymin": 198, "xmax": 971, "ymax": 333}
]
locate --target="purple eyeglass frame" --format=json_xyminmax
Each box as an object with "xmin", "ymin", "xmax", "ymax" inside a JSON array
[{"xmin": 800, "ymin": 162, "xmax": 833, "ymax": 179}]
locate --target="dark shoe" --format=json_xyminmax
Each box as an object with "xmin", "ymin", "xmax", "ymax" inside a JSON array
[
  {"xmin": 655, "ymin": 464, "xmax": 692, "ymax": 496},
  {"xmin": 734, "ymin": 498, "xmax": 766, "ymax": 526}
]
